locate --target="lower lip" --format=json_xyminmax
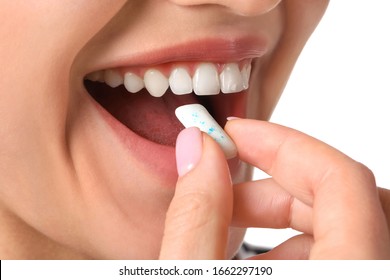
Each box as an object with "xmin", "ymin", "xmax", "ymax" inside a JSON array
[
  {"xmin": 88, "ymin": 91, "xmax": 246, "ymax": 187},
  {"xmin": 90, "ymin": 95, "xmax": 179, "ymax": 184}
]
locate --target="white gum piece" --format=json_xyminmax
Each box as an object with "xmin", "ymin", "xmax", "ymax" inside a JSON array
[{"xmin": 175, "ymin": 104, "xmax": 237, "ymax": 159}]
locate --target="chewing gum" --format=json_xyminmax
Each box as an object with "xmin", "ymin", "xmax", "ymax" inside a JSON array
[{"xmin": 175, "ymin": 104, "xmax": 237, "ymax": 159}]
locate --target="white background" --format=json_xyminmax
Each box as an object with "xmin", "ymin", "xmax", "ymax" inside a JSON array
[{"xmin": 245, "ymin": 0, "xmax": 390, "ymax": 248}]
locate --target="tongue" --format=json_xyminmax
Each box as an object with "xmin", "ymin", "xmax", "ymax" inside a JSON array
[{"xmin": 87, "ymin": 82, "xmax": 199, "ymax": 146}]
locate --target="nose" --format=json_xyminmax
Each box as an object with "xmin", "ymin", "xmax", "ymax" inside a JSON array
[{"xmin": 169, "ymin": 0, "xmax": 282, "ymax": 16}]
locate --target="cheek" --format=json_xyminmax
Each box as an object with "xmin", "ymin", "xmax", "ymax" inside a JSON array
[
  {"xmin": 0, "ymin": 0, "xmax": 128, "ymax": 145},
  {"xmin": 0, "ymin": 1, "xmax": 127, "ymax": 60},
  {"xmin": 0, "ymin": 0, "xmax": 127, "ymax": 251}
]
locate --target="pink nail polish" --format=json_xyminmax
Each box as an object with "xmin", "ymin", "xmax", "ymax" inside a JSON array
[
  {"xmin": 226, "ymin": 116, "xmax": 241, "ymax": 121},
  {"xmin": 176, "ymin": 127, "xmax": 202, "ymax": 177}
]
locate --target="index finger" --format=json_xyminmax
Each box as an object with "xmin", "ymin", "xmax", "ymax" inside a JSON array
[{"xmin": 226, "ymin": 119, "xmax": 390, "ymax": 258}]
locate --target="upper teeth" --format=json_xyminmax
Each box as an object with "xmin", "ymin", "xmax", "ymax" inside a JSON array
[{"xmin": 85, "ymin": 62, "xmax": 251, "ymax": 97}]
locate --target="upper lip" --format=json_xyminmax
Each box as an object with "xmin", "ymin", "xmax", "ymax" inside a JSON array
[{"xmin": 84, "ymin": 36, "xmax": 268, "ymax": 74}]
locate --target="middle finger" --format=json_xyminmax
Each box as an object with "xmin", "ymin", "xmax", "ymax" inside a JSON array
[{"xmin": 232, "ymin": 178, "xmax": 312, "ymax": 234}]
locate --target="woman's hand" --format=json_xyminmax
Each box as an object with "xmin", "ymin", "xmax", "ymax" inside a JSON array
[
  {"xmin": 159, "ymin": 126, "xmax": 233, "ymax": 259},
  {"xmin": 159, "ymin": 119, "xmax": 390, "ymax": 259}
]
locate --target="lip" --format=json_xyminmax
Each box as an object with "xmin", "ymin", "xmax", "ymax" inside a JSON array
[
  {"xmin": 83, "ymin": 37, "xmax": 268, "ymax": 185},
  {"xmin": 85, "ymin": 36, "xmax": 268, "ymax": 72},
  {"xmin": 89, "ymin": 93, "xmax": 178, "ymax": 182}
]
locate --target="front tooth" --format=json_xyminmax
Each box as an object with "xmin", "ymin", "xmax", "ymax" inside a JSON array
[
  {"xmin": 219, "ymin": 63, "xmax": 244, "ymax": 94},
  {"xmin": 193, "ymin": 63, "xmax": 220, "ymax": 96},
  {"xmin": 144, "ymin": 69, "xmax": 169, "ymax": 97},
  {"xmin": 169, "ymin": 67, "xmax": 192, "ymax": 95},
  {"xmin": 241, "ymin": 63, "xmax": 251, "ymax": 90},
  {"xmin": 104, "ymin": 70, "xmax": 123, "ymax": 88},
  {"xmin": 124, "ymin": 72, "xmax": 144, "ymax": 93}
]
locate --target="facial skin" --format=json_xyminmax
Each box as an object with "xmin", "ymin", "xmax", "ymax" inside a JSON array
[{"xmin": 0, "ymin": 0, "xmax": 330, "ymax": 259}]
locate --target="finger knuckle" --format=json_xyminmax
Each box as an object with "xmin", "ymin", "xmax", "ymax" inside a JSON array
[
  {"xmin": 353, "ymin": 161, "xmax": 376, "ymax": 185},
  {"xmin": 326, "ymin": 159, "xmax": 376, "ymax": 187}
]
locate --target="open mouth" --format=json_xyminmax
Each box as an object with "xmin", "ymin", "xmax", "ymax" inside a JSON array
[{"xmin": 84, "ymin": 60, "xmax": 251, "ymax": 147}]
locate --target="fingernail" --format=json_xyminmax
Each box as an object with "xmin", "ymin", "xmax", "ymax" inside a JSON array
[
  {"xmin": 226, "ymin": 116, "xmax": 241, "ymax": 121},
  {"xmin": 176, "ymin": 127, "xmax": 203, "ymax": 177}
]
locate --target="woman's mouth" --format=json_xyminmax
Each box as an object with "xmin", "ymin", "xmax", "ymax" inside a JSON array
[
  {"xmin": 80, "ymin": 37, "xmax": 267, "ymax": 182},
  {"xmin": 84, "ymin": 60, "xmax": 252, "ymax": 147}
]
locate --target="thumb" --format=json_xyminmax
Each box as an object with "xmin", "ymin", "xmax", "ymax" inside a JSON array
[{"xmin": 159, "ymin": 127, "xmax": 233, "ymax": 259}]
